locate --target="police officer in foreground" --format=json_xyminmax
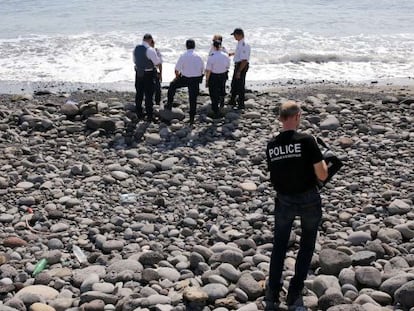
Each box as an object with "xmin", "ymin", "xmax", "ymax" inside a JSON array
[
  {"xmin": 205, "ymin": 39, "xmax": 230, "ymax": 118},
  {"xmin": 265, "ymin": 101, "xmax": 328, "ymax": 308},
  {"xmin": 166, "ymin": 39, "xmax": 204, "ymax": 124},
  {"xmin": 229, "ymin": 28, "xmax": 250, "ymax": 109},
  {"xmin": 133, "ymin": 33, "xmax": 161, "ymax": 121}
]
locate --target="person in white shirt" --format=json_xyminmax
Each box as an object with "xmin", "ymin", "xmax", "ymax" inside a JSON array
[
  {"xmin": 166, "ymin": 39, "xmax": 205, "ymax": 124},
  {"xmin": 133, "ymin": 33, "xmax": 161, "ymax": 121},
  {"xmin": 229, "ymin": 28, "xmax": 250, "ymax": 109},
  {"xmin": 150, "ymin": 39, "xmax": 163, "ymax": 106},
  {"xmin": 205, "ymin": 40, "xmax": 230, "ymax": 118},
  {"xmin": 208, "ymin": 34, "xmax": 228, "ymax": 55}
]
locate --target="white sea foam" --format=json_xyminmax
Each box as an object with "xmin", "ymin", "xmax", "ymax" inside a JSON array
[{"xmin": 0, "ymin": 29, "xmax": 413, "ymax": 88}]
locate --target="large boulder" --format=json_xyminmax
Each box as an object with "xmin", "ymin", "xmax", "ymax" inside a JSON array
[
  {"xmin": 319, "ymin": 249, "xmax": 352, "ymax": 275},
  {"xmin": 394, "ymin": 280, "xmax": 414, "ymax": 309},
  {"xmin": 86, "ymin": 116, "xmax": 116, "ymax": 132}
]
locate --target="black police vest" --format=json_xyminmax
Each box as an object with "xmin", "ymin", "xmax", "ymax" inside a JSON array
[{"xmin": 133, "ymin": 45, "xmax": 154, "ymax": 74}]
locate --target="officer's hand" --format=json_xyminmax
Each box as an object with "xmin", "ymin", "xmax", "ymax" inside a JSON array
[
  {"xmin": 235, "ymin": 72, "xmax": 241, "ymax": 79},
  {"xmin": 205, "ymin": 82, "xmax": 209, "ymax": 87}
]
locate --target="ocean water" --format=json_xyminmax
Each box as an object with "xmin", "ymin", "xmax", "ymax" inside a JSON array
[{"xmin": 1, "ymin": 0, "xmax": 414, "ymax": 91}]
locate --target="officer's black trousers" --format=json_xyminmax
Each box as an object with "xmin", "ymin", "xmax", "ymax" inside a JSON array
[
  {"xmin": 208, "ymin": 72, "xmax": 227, "ymax": 114},
  {"xmin": 230, "ymin": 62, "xmax": 249, "ymax": 108},
  {"xmin": 167, "ymin": 76, "xmax": 201, "ymax": 117},
  {"xmin": 135, "ymin": 70, "xmax": 155, "ymax": 118},
  {"xmin": 154, "ymin": 76, "xmax": 161, "ymax": 105}
]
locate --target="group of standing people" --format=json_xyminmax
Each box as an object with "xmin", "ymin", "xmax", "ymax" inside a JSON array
[
  {"xmin": 133, "ymin": 28, "xmax": 250, "ymax": 124},
  {"xmin": 133, "ymin": 28, "xmax": 331, "ymax": 311}
]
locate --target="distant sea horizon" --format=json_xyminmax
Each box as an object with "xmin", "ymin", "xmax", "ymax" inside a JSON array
[{"xmin": 1, "ymin": 0, "xmax": 413, "ymax": 93}]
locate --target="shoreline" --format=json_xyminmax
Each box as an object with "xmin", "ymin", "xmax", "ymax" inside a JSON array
[{"xmin": 0, "ymin": 77, "xmax": 413, "ymax": 97}]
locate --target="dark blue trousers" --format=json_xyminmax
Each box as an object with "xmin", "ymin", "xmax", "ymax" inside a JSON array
[{"xmin": 268, "ymin": 188, "xmax": 322, "ymax": 293}]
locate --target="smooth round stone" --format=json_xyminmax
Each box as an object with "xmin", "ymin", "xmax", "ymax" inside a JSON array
[
  {"xmin": 234, "ymin": 288, "xmax": 249, "ymax": 303},
  {"xmin": 202, "ymin": 283, "xmax": 228, "ymax": 300},
  {"xmin": 50, "ymin": 222, "xmax": 70, "ymax": 233},
  {"xmin": 237, "ymin": 303, "xmax": 259, "ymax": 311},
  {"xmin": 355, "ymin": 266, "xmax": 382, "ymax": 287},
  {"xmin": 220, "ymin": 250, "xmax": 243, "ymax": 266},
  {"xmin": 101, "ymin": 240, "xmax": 125, "ymax": 253},
  {"xmin": 207, "ymin": 274, "xmax": 229, "ymax": 286},
  {"xmin": 3, "ymin": 237, "xmax": 27, "ymax": 248},
  {"xmin": 16, "ymin": 182, "xmax": 34, "ymax": 190},
  {"xmin": 239, "ymin": 182, "xmax": 257, "ymax": 192},
  {"xmin": 0, "ymin": 214, "xmax": 14, "ymax": 223},
  {"xmin": 80, "ymin": 273, "xmax": 100, "ymax": 293},
  {"xmin": 29, "ymin": 303, "xmax": 56, "ymax": 311},
  {"xmin": 15, "ymin": 285, "xmax": 59, "ymax": 300},
  {"xmin": 156, "ymin": 267, "xmax": 180, "ymax": 282},
  {"xmin": 82, "ymin": 299, "xmax": 105, "ymax": 311},
  {"xmin": 91, "ymin": 282, "xmax": 115, "ymax": 294},
  {"xmin": 107, "ymin": 259, "xmax": 143, "ymax": 274},
  {"xmin": 347, "ymin": 231, "xmax": 371, "ymax": 246},
  {"xmin": 110, "ymin": 171, "xmax": 129, "ymax": 181},
  {"xmin": 47, "ymin": 238, "xmax": 64, "ymax": 250},
  {"xmin": 145, "ymin": 133, "xmax": 162, "ymax": 145},
  {"xmin": 237, "ymin": 273, "xmax": 262, "ymax": 300},
  {"xmin": 183, "ymin": 287, "xmax": 208, "ymax": 302},
  {"xmin": 18, "ymin": 196, "xmax": 36, "ymax": 205},
  {"xmin": 218, "ymin": 263, "xmax": 241, "ymax": 283},
  {"xmin": 161, "ymin": 157, "xmax": 179, "ymax": 170}
]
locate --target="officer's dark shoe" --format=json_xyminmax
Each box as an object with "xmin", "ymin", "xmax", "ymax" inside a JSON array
[
  {"xmin": 189, "ymin": 115, "xmax": 195, "ymax": 125},
  {"xmin": 228, "ymin": 98, "xmax": 236, "ymax": 106},
  {"xmin": 136, "ymin": 112, "xmax": 145, "ymax": 120},
  {"xmin": 164, "ymin": 104, "xmax": 172, "ymax": 111},
  {"xmin": 264, "ymin": 287, "xmax": 281, "ymax": 311},
  {"xmin": 237, "ymin": 103, "xmax": 245, "ymax": 109},
  {"xmin": 219, "ymin": 98, "xmax": 225, "ymax": 108},
  {"xmin": 286, "ymin": 287, "xmax": 302, "ymax": 306},
  {"xmin": 146, "ymin": 115, "xmax": 157, "ymax": 123}
]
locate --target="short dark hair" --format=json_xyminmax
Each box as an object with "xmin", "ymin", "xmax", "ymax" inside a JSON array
[
  {"xmin": 279, "ymin": 101, "xmax": 301, "ymax": 120},
  {"xmin": 143, "ymin": 33, "xmax": 153, "ymax": 41},
  {"xmin": 213, "ymin": 40, "xmax": 221, "ymax": 48},
  {"xmin": 186, "ymin": 39, "xmax": 195, "ymax": 49}
]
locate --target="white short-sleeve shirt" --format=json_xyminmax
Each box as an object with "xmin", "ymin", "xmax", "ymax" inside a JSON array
[
  {"xmin": 175, "ymin": 49, "xmax": 205, "ymax": 77},
  {"xmin": 206, "ymin": 51, "xmax": 230, "ymax": 74},
  {"xmin": 234, "ymin": 38, "xmax": 250, "ymax": 63},
  {"xmin": 139, "ymin": 41, "xmax": 161, "ymax": 66}
]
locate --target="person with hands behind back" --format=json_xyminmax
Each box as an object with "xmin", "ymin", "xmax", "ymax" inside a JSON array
[
  {"xmin": 205, "ymin": 39, "xmax": 230, "ymax": 118},
  {"xmin": 265, "ymin": 101, "xmax": 328, "ymax": 308}
]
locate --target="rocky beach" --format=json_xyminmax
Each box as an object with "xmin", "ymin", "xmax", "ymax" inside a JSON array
[{"xmin": 0, "ymin": 83, "xmax": 414, "ymax": 311}]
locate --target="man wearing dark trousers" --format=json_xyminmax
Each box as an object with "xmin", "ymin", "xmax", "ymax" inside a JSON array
[
  {"xmin": 133, "ymin": 33, "xmax": 161, "ymax": 121},
  {"xmin": 166, "ymin": 39, "xmax": 204, "ymax": 124},
  {"xmin": 150, "ymin": 39, "xmax": 163, "ymax": 106},
  {"xmin": 205, "ymin": 39, "xmax": 230, "ymax": 118},
  {"xmin": 265, "ymin": 101, "xmax": 328, "ymax": 309},
  {"xmin": 229, "ymin": 28, "xmax": 250, "ymax": 109}
]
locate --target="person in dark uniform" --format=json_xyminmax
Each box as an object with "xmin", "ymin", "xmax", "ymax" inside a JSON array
[
  {"xmin": 265, "ymin": 101, "xmax": 328, "ymax": 308},
  {"xmin": 165, "ymin": 39, "xmax": 204, "ymax": 124},
  {"xmin": 229, "ymin": 28, "xmax": 250, "ymax": 109},
  {"xmin": 133, "ymin": 33, "xmax": 161, "ymax": 121},
  {"xmin": 205, "ymin": 40, "xmax": 230, "ymax": 118}
]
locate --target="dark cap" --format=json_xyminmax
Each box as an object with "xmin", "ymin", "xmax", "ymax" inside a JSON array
[
  {"xmin": 231, "ymin": 28, "xmax": 244, "ymax": 36},
  {"xmin": 143, "ymin": 33, "xmax": 153, "ymax": 40}
]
